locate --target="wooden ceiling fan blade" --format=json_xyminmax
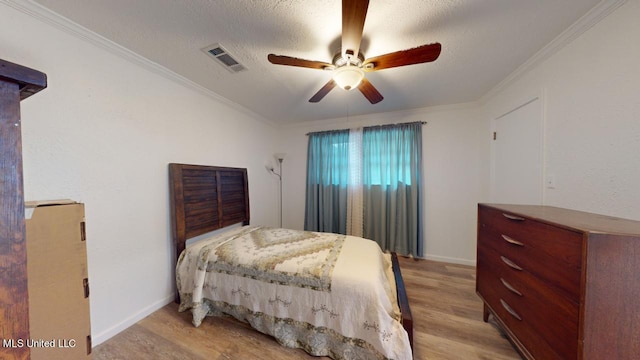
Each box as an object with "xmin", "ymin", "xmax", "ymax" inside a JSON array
[
  {"xmin": 268, "ymin": 54, "xmax": 332, "ymax": 70},
  {"xmin": 363, "ymin": 43, "xmax": 441, "ymax": 71},
  {"xmin": 342, "ymin": 0, "xmax": 369, "ymax": 58},
  {"xmin": 358, "ymin": 77, "xmax": 383, "ymax": 104},
  {"xmin": 309, "ymin": 79, "xmax": 337, "ymax": 103}
]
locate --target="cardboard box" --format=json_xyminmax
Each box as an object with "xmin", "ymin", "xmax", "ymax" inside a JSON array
[{"xmin": 26, "ymin": 200, "xmax": 91, "ymax": 359}]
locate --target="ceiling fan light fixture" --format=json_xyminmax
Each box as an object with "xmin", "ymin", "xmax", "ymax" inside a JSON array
[
  {"xmin": 268, "ymin": 1, "xmax": 440, "ymax": 104},
  {"xmin": 333, "ymin": 65, "xmax": 364, "ymax": 90}
]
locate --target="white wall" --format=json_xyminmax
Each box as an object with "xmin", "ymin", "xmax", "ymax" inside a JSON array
[
  {"xmin": 1, "ymin": 1, "xmax": 281, "ymax": 345},
  {"xmin": 482, "ymin": 0, "xmax": 640, "ymax": 221},
  {"xmin": 277, "ymin": 103, "xmax": 490, "ymax": 265}
]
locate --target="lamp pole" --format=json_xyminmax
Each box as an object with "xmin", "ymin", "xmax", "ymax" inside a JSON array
[
  {"xmin": 278, "ymin": 157, "xmax": 283, "ymax": 228},
  {"xmin": 270, "ymin": 153, "xmax": 286, "ymax": 228}
]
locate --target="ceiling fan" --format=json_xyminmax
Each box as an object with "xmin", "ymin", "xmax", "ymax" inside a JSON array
[{"xmin": 267, "ymin": 0, "xmax": 441, "ymax": 104}]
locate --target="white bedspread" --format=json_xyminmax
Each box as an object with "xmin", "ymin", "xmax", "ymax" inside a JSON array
[{"xmin": 177, "ymin": 225, "xmax": 412, "ymax": 360}]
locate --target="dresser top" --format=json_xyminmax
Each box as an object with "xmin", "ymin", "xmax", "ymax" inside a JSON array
[
  {"xmin": 0, "ymin": 58, "xmax": 47, "ymax": 100},
  {"xmin": 480, "ymin": 203, "xmax": 640, "ymax": 236}
]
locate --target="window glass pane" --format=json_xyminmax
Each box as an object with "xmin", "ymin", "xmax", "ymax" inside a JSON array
[
  {"xmin": 307, "ymin": 130, "xmax": 350, "ymax": 186},
  {"xmin": 363, "ymin": 125, "xmax": 416, "ymax": 186}
]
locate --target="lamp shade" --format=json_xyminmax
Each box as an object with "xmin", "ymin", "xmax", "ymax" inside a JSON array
[{"xmin": 333, "ymin": 66, "xmax": 364, "ymax": 90}]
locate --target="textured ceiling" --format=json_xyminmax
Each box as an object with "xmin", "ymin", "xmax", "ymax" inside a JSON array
[{"xmin": 32, "ymin": 0, "xmax": 603, "ymax": 124}]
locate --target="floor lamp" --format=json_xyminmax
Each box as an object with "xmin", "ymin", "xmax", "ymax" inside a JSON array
[{"xmin": 268, "ymin": 153, "xmax": 286, "ymax": 227}]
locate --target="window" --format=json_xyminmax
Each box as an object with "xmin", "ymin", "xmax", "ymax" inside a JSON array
[{"xmin": 305, "ymin": 122, "xmax": 424, "ymax": 256}]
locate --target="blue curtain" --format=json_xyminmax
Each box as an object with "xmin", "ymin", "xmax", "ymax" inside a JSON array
[
  {"xmin": 304, "ymin": 130, "xmax": 350, "ymax": 234},
  {"xmin": 363, "ymin": 122, "xmax": 423, "ymax": 256},
  {"xmin": 304, "ymin": 122, "xmax": 423, "ymax": 257}
]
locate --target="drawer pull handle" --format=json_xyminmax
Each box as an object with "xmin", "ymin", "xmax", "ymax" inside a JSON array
[
  {"xmin": 500, "ymin": 277, "xmax": 523, "ymax": 296},
  {"xmin": 501, "ymin": 234, "xmax": 524, "ymax": 247},
  {"xmin": 500, "ymin": 256, "xmax": 523, "ymax": 271},
  {"xmin": 502, "ymin": 213, "xmax": 525, "ymax": 221},
  {"xmin": 500, "ymin": 299, "xmax": 522, "ymax": 321}
]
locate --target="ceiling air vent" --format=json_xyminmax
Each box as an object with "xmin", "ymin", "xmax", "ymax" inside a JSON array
[{"xmin": 203, "ymin": 43, "xmax": 246, "ymax": 73}]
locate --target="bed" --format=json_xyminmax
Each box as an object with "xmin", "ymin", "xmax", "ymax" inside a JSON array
[{"xmin": 169, "ymin": 163, "xmax": 414, "ymax": 359}]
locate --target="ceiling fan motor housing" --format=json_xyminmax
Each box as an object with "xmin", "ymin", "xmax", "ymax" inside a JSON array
[{"xmin": 333, "ymin": 50, "xmax": 365, "ymax": 68}]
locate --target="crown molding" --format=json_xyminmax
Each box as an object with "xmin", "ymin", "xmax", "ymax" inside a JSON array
[
  {"xmin": 479, "ymin": 0, "xmax": 627, "ymax": 105},
  {"xmin": 1, "ymin": 0, "xmax": 276, "ymax": 128}
]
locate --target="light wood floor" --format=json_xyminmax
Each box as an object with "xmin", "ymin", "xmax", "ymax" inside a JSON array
[{"xmin": 93, "ymin": 257, "xmax": 520, "ymax": 359}]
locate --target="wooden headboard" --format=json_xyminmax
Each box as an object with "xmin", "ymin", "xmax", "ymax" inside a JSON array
[{"xmin": 168, "ymin": 163, "xmax": 250, "ymax": 257}]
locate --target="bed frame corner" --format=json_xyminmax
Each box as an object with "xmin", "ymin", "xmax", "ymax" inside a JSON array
[{"xmin": 391, "ymin": 252, "xmax": 414, "ymax": 351}]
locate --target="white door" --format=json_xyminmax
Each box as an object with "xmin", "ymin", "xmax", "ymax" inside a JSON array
[{"xmin": 492, "ymin": 97, "xmax": 543, "ymax": 205}]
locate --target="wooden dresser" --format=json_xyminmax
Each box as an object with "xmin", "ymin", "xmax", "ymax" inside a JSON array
[
  {"xmin": 0, "ymin": 58, "xmax": 47, "ymax": 360},
  {"xmin": 476, "ymin": 203, "xmax": 640, "ymax": 359}
]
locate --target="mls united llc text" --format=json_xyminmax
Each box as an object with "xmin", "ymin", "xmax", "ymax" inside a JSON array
[{"xmin": 2, "ymin": 338, "xmax": 77, "ymax": 349}]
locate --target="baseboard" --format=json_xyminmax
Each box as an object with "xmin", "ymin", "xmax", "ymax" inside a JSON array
[
  {"xmin": 422, "ymin": 254, "xmax": 476, "ymax": 267},
  {"xmin": 92, "ymin": 293, "xmax": 175, "ymax": 346}
]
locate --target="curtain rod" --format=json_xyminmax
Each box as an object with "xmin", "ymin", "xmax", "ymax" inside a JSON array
[{"xmin": 305, "ymin": 121, "xmax": 426, "ymax": 136}]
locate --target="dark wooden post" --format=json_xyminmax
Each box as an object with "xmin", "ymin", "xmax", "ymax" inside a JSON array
[{"xmin": 0, "ymin": 59, "xmax": 47, "ymax": 360}]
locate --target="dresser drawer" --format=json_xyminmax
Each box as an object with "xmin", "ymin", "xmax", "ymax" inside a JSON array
[
  {"xmin": 477, "ymin": 262, "xmax": 565, "ymax": 359},
  {"xmin": 477, "ymin": 246, "xmax": 579, "ymax": 359},
  {"xmin": 478, "ymin": 207, "xmax": 583, "ymax": 301}
]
